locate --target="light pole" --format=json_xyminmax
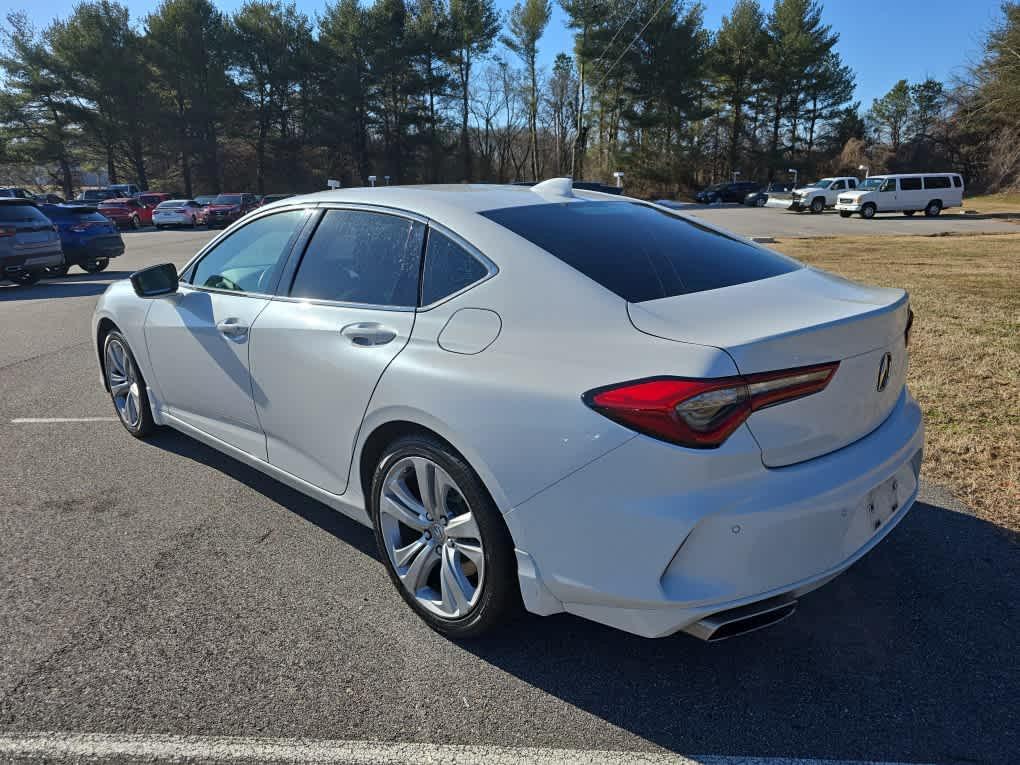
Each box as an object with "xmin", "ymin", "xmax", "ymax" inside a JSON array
[
  {"xmin": 787, "ymin": 168, "xmax": 799, "ymax": 187},
  {"xmin": 368, "ymin": 175, "xmax": 377, "ymax": 188},
  {"xmin": 858, "ymin": 164, "xmax": 870, "ymax": 178},
  {"xmin": 732, "ymin": 170, "xmax": 741, "ymax": 183},
  {"xmin": 613, "ymin": 171, "xmax": 624, "ymax": 189}
]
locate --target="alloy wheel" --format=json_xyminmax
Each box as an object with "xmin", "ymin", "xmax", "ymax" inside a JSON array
[
  {"xmin": 378, "ymin": 456, "xmax": 485, "ymax": 619},
  {"xmin": 105, "ymin": 338, "xmax": 142, "ymax": 429}
]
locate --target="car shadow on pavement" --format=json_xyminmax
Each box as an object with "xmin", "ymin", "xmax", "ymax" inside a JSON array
[
  {"xmin": 143, "ymin": 427, "xmax": 1017, "ymax": 763},
  {"xmin": 149, "ymin": 429, "xmax": 379, "ymax": 559},
  {"xmin": 461, "ymin": 501, "xmax": 1018, "ymax": 765},
  {"xmin": 0, "ymin": 273, "xmax": 134, "ymax": 301}
]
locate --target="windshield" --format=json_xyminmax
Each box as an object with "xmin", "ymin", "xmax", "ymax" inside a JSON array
[
  {"xmin": 858, "ymin": 178, "xmax": 884, "ymax": 190},
  {"xmin": 803, "ymin": 179, "xmax": 833, "ymax": 189},
  {"xmin": 213, "ymin": 195, "xmax": 242, "ymax": 205},
  {"xmin": 194, "ymin": 196, "xmax": 215, "ymax": 204}
]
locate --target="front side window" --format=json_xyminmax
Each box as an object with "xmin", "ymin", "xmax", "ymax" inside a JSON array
[
  {"xmin": 481, "ymin": 201, "xmax": 800, "ymax": 303},
  {"xmin": 289, "ymin": 209, "xmax": 424, "ymax": 307},
  {"xmin": 879, "ymin": 179, "xmax": 898, "ymax": 192},
  {"xmin": 422, "ymin": 229, "xmax": 490, "ymax": 305},
  {"xmin": 189, "ymin": 210, "xmax": 307, "ymax": 294}
]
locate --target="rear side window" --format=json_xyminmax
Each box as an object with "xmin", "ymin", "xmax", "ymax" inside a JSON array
[
  {"xmin": 848, "ymin": 179, "xmax": 857, "ymax": 188},
  {"xmin": 0, "ymin": 204, "xmax": 48, "ymax": 223},
  {"xmin": 480, "ymin": 201, "xmax": 800, "ymax": 303},
  {"xmin": 422, "ymin": 229, "xmax": 490, "ymax": 305},
  {"xmin": 900, "ymin": 177, "xmax": 923, "ymax": 191},
  {"xmin": 924, "ymin": 176, "xmax": 951, "ymax": 189},
  {"xmin": 952, "ymin": 175, "xmax": 963, "ymax": 188},
  {"xmin": 290, "ymin": 209, "xmax": 424, "ymax": 307}
]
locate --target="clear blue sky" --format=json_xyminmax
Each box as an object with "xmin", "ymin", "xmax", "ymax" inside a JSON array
[{"xmin": 12, "ymin": 0, "xmax": 1007, "ymax": 107}]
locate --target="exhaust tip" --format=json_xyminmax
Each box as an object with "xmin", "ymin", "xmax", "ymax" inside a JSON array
[{"xmin": 684, "ymin": 596, "xmax": 797, "ymax": 642}]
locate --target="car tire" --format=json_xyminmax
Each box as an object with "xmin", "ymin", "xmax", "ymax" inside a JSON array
[
  {"xmin": 839, "ymin": 211, "xmax": 852, "ymax": 218},
  {"xmin": 924, "ymin": 200, "xmax": 942, "ymax": 217},
  {"xmin": 755, "ymin": 197, "xmax": 766, "ymax": 207},
  {"xmin": 9, "ymin": 271, "xmax": 41, "ymax": 286},
  {"xmin": 903, "ymin": 210, "xmax": 916, "ymax": 217},
  {"xmin": 102, "ymin": 330, "xmax": 156, "ymax": 438},
  {"xmin": 130, "ymin": 216, "xmax": 140, "ymax": 229},
  {"xmin": 810, "ymin": 197, "xmax": 825, "ymax": 214},
  {"xmin": 155, "ymin": 225, "xmax": 163, "ymax": 230},
  {"xmin": 82, "ymin": 258, "xmax": 109, "ymax": 273},
  {"xmin": 370, "ymin": 433, "xmax": 521, "ymax": 639},
  {"xmin": 861, "ymin": 203, "xmax": 877, "ymax": 219},
  {"xmin": 44, "ymin": 264, "xmax": 70, "ymax": 276}
]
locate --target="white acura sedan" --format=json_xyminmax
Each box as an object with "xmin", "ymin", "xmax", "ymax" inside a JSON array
[{"xmin": 92, "ymin": 179, "xmax": 924, "ymax": 640}]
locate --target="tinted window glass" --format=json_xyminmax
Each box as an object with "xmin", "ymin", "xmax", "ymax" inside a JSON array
[
  {"xmin": 480, "ymin": 201, "xmax": 800, "ymax": 303},
  {"xmin": 290, "ymin": 209, "xmax": 424, "ymax": 307},
  {"xmin": 900, "ymin": 177, "xmax": 922, "ymax": 191},
  {"xmin": 0, "ymin": 203, "xmax": 49, "ymax": 223},
  {"xmin": 848, "ymin": 178, "xmax": 857, "ymax": 188},
  {"xmin": 924, "ymin": 176, "xmax": 951, "ymax": 189},
  {"xmin": 191, "ymin": 210, "xmax": 305, "ymax": 293},
  {"xmin": 831, "ymin": 180, "xmax": 845, "ymax": 190},
  {"xmin": 952, "ymin": 175, "xmax": 963, "ymax": 188},
  {"xmin": 422, "ymin": 230, "xmax": 489, "ymax": 305}
]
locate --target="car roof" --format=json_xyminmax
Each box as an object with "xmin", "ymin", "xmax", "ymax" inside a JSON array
[{"xmin": 270, "ymin": 183, "xmax": 631, "ymax": 220}]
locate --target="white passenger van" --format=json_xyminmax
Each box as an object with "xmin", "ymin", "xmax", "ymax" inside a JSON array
[{"xmin": 835, "ymin": 173, "xmax": 964, "ymax": 219}]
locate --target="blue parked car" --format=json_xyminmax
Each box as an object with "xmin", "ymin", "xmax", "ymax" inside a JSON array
[{"xmin": 39, "ymin": 204, "xmax": 125, "ymax": 275}]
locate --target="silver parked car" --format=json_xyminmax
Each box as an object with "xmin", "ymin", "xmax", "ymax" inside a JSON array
[
  {"xmin": 0, "ymin": 199, "xmax": 64, "ymax": 286},
  {"xmin": 92, "ymin": 180, "xmax": 923, "ymax": 640}
]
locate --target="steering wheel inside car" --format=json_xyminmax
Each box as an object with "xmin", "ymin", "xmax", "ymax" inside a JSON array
[{"xmin": 203, "ymin": 275, "xmax": 242, "ymax": 292}]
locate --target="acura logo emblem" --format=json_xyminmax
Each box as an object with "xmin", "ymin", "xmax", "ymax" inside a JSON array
[{"xmin": 877, "ymin": 352, "xmax": 893, "ymax": 392}]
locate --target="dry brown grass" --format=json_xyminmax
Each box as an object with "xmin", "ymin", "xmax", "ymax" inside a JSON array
[
  {"xmin": 772, "ymin": 234, "xmax": 1020, "ymax": 532},
  {"xmin": 964, "ymin": 192, "xmax": 1020, "ymax": 214}
]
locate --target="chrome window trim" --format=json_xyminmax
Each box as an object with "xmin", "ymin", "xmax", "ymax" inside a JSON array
[
  {"xmin": 179, "ymin": 282, "xmax": 276, "ymax": 301},
  {"xmin": 417, "ymin": 221, "xmax": 499, "ymax": 312},
  {"xmin": 178, "ymin": 203, "xmax": 314, "ymax": 282},
  {"xmin": 269, "ymin": 294, "xmax": 416, "ymax": 313}
]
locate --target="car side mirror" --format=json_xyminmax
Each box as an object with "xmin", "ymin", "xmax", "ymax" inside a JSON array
[{"xmin": 130, "ymin": 263, "xmax": 179, "ymax": 298}]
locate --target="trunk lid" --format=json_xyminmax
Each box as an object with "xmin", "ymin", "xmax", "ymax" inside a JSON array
[{"xmin": 628, "ymin": 268, "xmax": 910, "ymax": 466}]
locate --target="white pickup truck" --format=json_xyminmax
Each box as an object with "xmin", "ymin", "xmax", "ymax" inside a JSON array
[{"xmin": 765, "ymin": 177, "xmax": 861, "ymax": 213}]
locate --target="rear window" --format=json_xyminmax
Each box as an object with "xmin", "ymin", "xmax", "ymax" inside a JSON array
[
  {"xmin": 46, "ymin": 208, "xmax": 106, "ymax": 223},
  {"xmin": 479, "ymin": 201, "xmax": 800, "ymax": 303},
  {"xmin": 156, "ymin": 201, "xmax": 183, "ymax": 209},
  {"xmin": 0, "ymin": 203, "xmax": 49, "ymax": 223}
]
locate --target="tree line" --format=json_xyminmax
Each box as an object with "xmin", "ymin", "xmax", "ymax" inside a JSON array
[{"xmin": 0, "ymin": 0, "xmax": 1017, "ymax": 198}]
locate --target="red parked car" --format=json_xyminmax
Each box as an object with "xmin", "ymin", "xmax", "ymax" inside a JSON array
[
  {"xmin": 97, "ymin": 198, "xmax": 151, "ymax": 229},
  {"xmin": 203, "ymin": 193, "xmax": 259, "ymax": 227},
  {"xmin": 138, "ymin": 192, "xmax": 171, "ymax": 210}
]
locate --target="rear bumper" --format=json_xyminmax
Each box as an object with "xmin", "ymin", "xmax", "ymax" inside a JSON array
[
  {"xmin": 1, "ymin": 245, "xmax": 64, "ymax": 273},
  {"xmin": 64, "ymin": 239, "xmax": 124, "ymax": 263},
  {"xmin": 505, "ymin": 387, "xmax": 925, "ymax": 638}
]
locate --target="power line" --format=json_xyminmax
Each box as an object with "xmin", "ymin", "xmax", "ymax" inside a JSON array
[{"xmin": 592, "ymin": 0, "xmax": 673, "ymax": 94}]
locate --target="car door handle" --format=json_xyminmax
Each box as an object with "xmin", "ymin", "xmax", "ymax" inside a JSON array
[
  {"xmin": 340, "ymin": 322, "xmax": 397, "ymax": 347},
  {"xmin": 216, "ymin": 318, "xmax": 249, "ymax": 339}
]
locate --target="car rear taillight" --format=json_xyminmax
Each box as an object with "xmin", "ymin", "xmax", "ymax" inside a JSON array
[
  {"xmin": 584, "ymin": 362, "xmax": 839, "ymax": 448},
  {"xmin": 0, "ymin": 227, "xmax": 15, "ymax": 238}
]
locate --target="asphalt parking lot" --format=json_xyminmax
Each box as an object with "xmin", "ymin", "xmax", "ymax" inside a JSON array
[
  {"xmin": 668, "ymin": 202, "xmax": 1019, "ymax": 239},
  {"xmin": 1, "ymin": 224, "xmax": 1017, "ymax": 765}
]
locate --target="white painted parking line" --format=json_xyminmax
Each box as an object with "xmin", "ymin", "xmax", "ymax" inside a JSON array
[
  {"xmin": 10, "ymin": 417, "xmax": 118, "ymax": 423},
  {"xmin": 0, "ymin": 732, "xmax": 933, "ymax": 765}
]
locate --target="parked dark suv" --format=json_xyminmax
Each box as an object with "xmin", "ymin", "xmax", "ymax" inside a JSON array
[
  {"xmin": 0, "ymin": 199, "xmax": 64, "ymax": 286},
  {"xmin": 694, "ymin": 181, "xmax": 762, "ymax": 204}
]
